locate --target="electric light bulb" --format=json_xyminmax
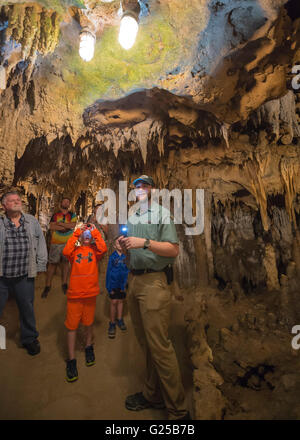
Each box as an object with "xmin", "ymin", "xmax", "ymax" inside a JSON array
[
  {"xmin": 79, "ymin": 31, "xmax": 95, "ymax": 62},
  {"xmin": 118, "ymin": 15, "xmax": 139, "ymax": 50}
]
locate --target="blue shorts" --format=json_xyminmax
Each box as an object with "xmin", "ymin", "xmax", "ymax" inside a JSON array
[{"xmin": 109, "ymin": 288, "xmax": 126, "ymax": 300}]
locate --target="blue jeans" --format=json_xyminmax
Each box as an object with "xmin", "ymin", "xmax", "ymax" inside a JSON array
[{"xmin": 0, "ymin": 275, "xmax": 39, "ymax": 345}]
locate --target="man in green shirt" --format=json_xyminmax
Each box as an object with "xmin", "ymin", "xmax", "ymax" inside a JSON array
[{"xmin": 119, "ymin": 175, "xmax": 190, "ymax": 420}]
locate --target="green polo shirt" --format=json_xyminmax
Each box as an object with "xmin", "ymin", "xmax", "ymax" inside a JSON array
[{"xmin": 127, "ymin": 202, "xmax": 179, "ymax": 270}]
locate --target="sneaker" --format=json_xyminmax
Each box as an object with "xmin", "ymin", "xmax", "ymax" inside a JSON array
[
  {"xmin": 117, "ymin": 318, "xmax": 127, "ymax": 331},
  {"xmin": 62, "ymin": 284, "xmax": 68, "ymax": 295},
  {"xmin": 125, "ymin": 392, "xmax": 165, "ymax": 411},
  {"xmin": 23, "ymin": 339, "xmax": 40, "ymax": 356},
  {"xmin": 108, "ymin": 322, "xmax": 116, "ymax": 339},
  {"xmin": 85, "ymin": 345, "xmax": 95, "ymax": 366},
  {"xmin": 66, "ymin": 359, "xmax": 78, "ymax": 382},
  {"xmin": 41, "ymin": 286, "xmax": 50, "ymax": 299}
]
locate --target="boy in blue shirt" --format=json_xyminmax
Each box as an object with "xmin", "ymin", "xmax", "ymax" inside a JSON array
[{"xmin": 106, "ymin": 236, "xmax": 129, "ymax": 339}]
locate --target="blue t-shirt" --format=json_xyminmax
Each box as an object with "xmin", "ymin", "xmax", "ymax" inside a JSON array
[{"xmin": 106, "ymin": 251, "xmax": 129, "ymax": 293}]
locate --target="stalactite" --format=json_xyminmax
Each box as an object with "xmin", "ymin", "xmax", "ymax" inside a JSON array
[
  {"xmin": 221, "ymin": 123, "xmax": 230, "ymax": 149},
  {"xmin": 245, "ymin": 158, "xmax": 269, "ymax": 231},
  {"xmin": 280, "ymin": 157, "xmax": 298, "ymax": 226},
  {"xmin": 134, "ymin": 119, "xmax": 154, "ymax": 163},
  {"xmin": 22, "ymin": 6, "xmax": 39, "ymax": 58},
  {"xmin": 256, "ymin": 91, "xmax": 300, "ymax": 142},
  {"xmin": 2, "ymin": 4, "xmax": 62, "ymax": 58}
]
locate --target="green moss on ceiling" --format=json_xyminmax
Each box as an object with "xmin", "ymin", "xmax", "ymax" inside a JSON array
[{"xmin": 60, "ymin": 15, "xmax": 181, "ymax": 109}]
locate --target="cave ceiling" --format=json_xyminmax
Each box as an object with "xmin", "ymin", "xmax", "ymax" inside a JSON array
[{"xmin": 0, "ymin": 0, "xmax": 299, "ymax": 193}]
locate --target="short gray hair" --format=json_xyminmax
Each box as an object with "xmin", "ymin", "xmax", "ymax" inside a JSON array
[{"xmin": 1, "ymin": 191, "xmax": 21, "ymax": 205}]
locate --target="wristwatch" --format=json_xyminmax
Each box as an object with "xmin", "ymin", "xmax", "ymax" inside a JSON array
[{"xmin": 143, "ymin": 239, "xmax": 150, "ymax": 249}]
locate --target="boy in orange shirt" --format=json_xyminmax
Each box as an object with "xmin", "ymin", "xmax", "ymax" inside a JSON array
[{"xmin": 63, "ymin": 223, "xmax": 107, "ymax": 382}]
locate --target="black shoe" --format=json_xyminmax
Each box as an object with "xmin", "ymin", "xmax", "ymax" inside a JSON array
[
  {"xmin": 41, "ymin": 286, "xmax": 50, "ymax": 299},
  {"xmin": 125, "ymin": 392, "xmax": 165, "ymax": 411},
  {"xmin": 62, "ymin": 284, "xmax": 68, "ymax": 295},
  {"xmin": 23, "ymin": 339, "xmax": 40, "ymax": 356},
  {"xmin": 108, "ymin": 322, "xmax": 116, "ymax": 339},
  {"xmin": 117, "ymin": 318, "xmax": 127, "ymax": 331},
  {"xmin": 174, "ymin": 411, "xmax": 191, "ymax": 421},
  {"xmin": 85, "ymin": 345, "xmax": 95, "ymax": 366},
  {"xmin": 66, "ymin": 359, "xmax": 78, "ymax": 382}
]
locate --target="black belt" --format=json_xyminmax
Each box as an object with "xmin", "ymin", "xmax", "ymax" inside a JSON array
[{"xmin": 131, "ymin": 268, "xmax": 163, "ymax": 275}]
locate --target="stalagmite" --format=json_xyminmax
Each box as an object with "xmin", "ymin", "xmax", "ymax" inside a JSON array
[{"xmin": 263, "ymin": 243, "xmax": 280, "ymax": 291}]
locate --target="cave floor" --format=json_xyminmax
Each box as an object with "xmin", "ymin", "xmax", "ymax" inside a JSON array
[{"xmin": 0, "ymin": 272, "xmax": 193, "ymax": 420}]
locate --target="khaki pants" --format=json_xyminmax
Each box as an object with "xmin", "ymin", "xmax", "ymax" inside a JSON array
[{"xmin": 127, "ymin": 271, "xmax": 187, "ymax": 419}]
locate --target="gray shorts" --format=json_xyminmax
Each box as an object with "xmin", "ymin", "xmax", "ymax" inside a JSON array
[{"xmin": 48, "ymin": 244, "xmax": 69, "ymax": 264}]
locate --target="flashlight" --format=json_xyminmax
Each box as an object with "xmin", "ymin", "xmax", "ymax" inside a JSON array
[{"xmin": 120, "ymin": 225, "xmax": 128, "ymax": 237}]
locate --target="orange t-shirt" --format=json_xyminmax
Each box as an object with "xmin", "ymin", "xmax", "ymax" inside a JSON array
[{"xmin": 63, "ymin": 228, "xmax": 107, "ymax": 299}]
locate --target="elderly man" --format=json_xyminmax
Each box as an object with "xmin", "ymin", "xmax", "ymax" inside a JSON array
[
  {"xmin": 0, "ymin": 191, "xmax": 47, "ymax": 355},
  {"xmin": 119, "ymin": 175, "xmax": 190, "ymax": 420}
]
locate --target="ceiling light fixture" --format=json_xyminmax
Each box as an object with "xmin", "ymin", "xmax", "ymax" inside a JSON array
[
  {"xmin": 79, "ymin": 28, "xmax": 96, "ymax": 62},
  {"xmin": 118, "ymin": 0, "xmax": 141, "ymax": 50}
]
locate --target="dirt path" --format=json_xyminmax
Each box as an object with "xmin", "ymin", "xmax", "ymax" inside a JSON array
[{"xmin": 0, "ymin": 273, "xmax": 193, "ymax": 420}]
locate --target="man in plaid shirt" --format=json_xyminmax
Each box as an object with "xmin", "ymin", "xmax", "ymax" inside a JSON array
[{"xmin": 0, "ymin": 191, "xmax": 47, "ymax": 355}]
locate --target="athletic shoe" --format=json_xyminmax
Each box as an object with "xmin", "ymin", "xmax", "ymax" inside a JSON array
[
  {"xmin": 85, "ymin": 345, "xmax": 95, "ymax": 366},
  {"xmin": 108, "ymin": 322, "xmax": 116, "ymax": 339},
  {"xmin": 62, "ymin": 284, "xmax": 68, "ymax": 295},
  {"xmin": 125, "ymin": 392, "xmax": 165, "ymax": 411},
  {"xmin": 41, "ymin": 286, "xmax": 50, "ymax": 298},
  {"xmin": 23, "ymin": 339, "xmax": 40, "ymax": 356},
  {"xmin": 66, "ymin": 359, "xmax": 78, "ymax": 382},
  {"xmin": 117, "ymin": 318, "xmax": 127, "ymax": 331}
]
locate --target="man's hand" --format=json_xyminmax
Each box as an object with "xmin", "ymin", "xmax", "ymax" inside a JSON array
[
  {"xmin": 61, "ymin": 222, "xmax": 76, "ymax": 230},
  {"xmin": 119, "ymin": 236, "xmax": 145, "ymax": 250},
  {"xmin": 119, "ymin": 236, "xmax": 179, "ymax": 257},
  {"xmin": 116, "ymin": 236, "xmax": 128, "ymax": 254},
  {"xmin": 49, "ymin": 222, "xmax": 66, "ymax": 231}
]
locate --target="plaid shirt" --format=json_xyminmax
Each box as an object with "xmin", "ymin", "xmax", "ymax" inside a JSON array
[{"xmin": 3, "ymin": 214, "xmax": 29, "ymax": 278}]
